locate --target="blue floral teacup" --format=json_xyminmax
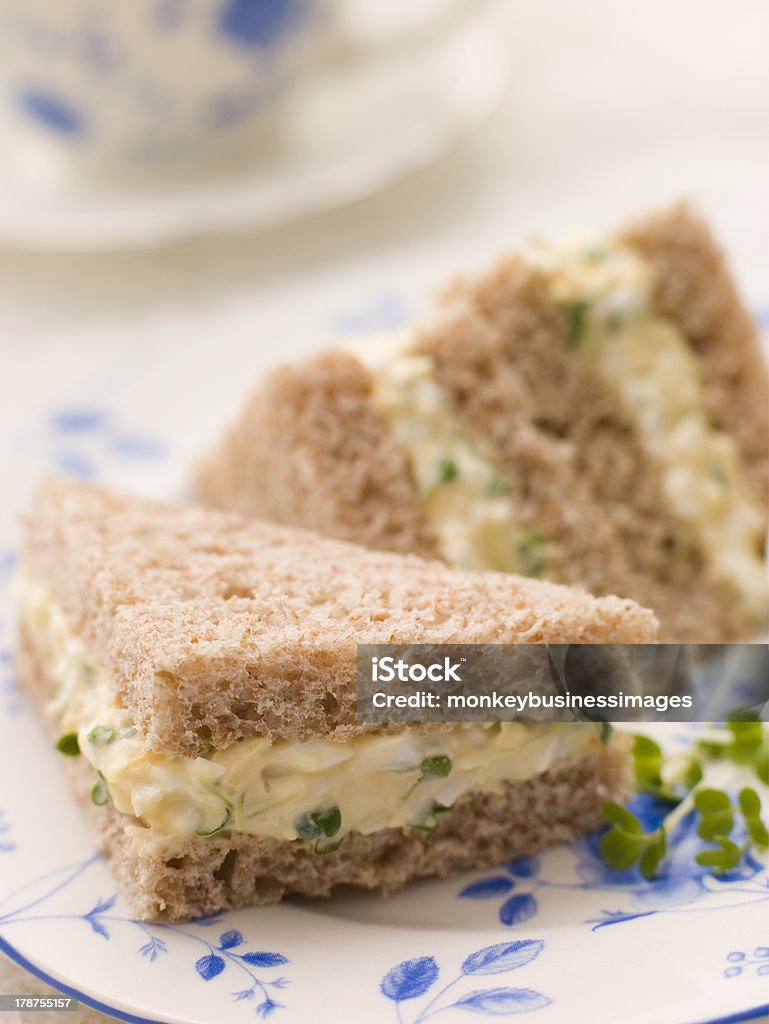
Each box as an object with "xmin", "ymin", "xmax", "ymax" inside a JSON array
[{"xmin": 0, "ymin": 0, "xmax": 334, "ymax": 170}]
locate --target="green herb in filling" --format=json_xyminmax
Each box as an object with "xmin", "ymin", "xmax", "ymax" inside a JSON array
[
  {"xmin": 420, "ymin": 755, "xmax": 452, "ymax": 779},
  {"xmin": 196, "ymin": 806, "xmax": 232, "ymax": 837},
  {"xmin": 232, "ymin": 792, "xmax": 246, "ymax": 831},
  {"xmin": 582, "ymin": 246, "xmax": 606, "ymax": 264},
  {"xmin": 708, "ymin": 464, "xmax": 728, "ymax": 486},
  {"xmin": 91, "ymin": 773, "xmax": 110, "ymax": 806},
  {"xmin": 436, "ymin": 456, "xmax": 459, "ymax": 485},
  {"xmin": 563, "ymin": 301, "xmax": 589, "ymax": 346},
  {"xmin": 295, "ymin": 806, "xmax": 342, "ymax": 852},
  {"xmin": 598, "ymin": 723, "xmax": 613, "ymax": 745},
  {"xmin": 516, "ymin": 528, "xmax": 547, "ymax": 577},
  {"xmin": 672, "ymin": 536, "xmax": 697, "ymax": 562},
  {"xmin": 606, "ymin": 312, "xmax": 624, "ymax": 334},
  {"xmin": 315, "ymin": 837, "xmax": 345, "ymax": 855},
  {"xmin": 486, "ymin": 473, "xmax": 511, "ymax": 496},
  {"xmin": 412, "ymin": 802, "xmax": 452, "ymax": 832},
  {"xmin": 56, "ymin": 732, "xmax": 80, "ymax": 757},
  {"xmin": 87, "ymin": 725, "xmax": 115, "ymax": 745}
]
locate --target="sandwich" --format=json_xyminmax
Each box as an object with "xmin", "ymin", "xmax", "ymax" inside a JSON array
[
  {"xmin": 197, "ymin": 204, "xmax": 769, "ymax": 642},
  {"xmin": 17, "ymin": 478, "xmax": 656, "ymax": 920}
]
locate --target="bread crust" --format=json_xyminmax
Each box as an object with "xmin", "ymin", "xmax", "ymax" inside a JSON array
[
  {"xmin": 197, "ymin": 350, "xmax": 438, "ymax": 558},
  {"xmin": 18, "ymin": 619, "xmax": 632, "ymax": 922},
  {"xmin": 21, "ymin": 478, "xmax": 658, "ymax": 758}
]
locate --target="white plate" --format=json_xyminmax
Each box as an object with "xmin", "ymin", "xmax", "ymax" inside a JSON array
[
  {"xmin": 1, "ymin": 437, "xmax": 768, "ymax": 1024},
  {"xmin": 0, "ymin": 4, "xmax": 508, "ymax": 252},
  {"xmin": 1, "ymin": 688, "xmax": 768, "ymax": 1024},
  {"xmin": 0, "ymin": 315, "xmax": 767, "ymax": 1023}
]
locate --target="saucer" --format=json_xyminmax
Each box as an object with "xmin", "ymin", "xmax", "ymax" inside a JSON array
[{"xmin": 0, "ymin": 4, "xmax": 509, "ymax": 252}]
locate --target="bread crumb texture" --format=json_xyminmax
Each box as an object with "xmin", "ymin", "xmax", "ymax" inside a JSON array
[
  {"xmin": 197, "ymin": 205, "xmax": 767, "ymax": 642},
  {"xmin": 22, "ymin": 478, "xmax": 657, "ymax": 757}
]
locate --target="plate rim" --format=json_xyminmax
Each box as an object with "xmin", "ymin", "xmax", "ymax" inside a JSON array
[
  {"xmin": 1, "ymin": 936, "xmax": 166, "ymax": 1024},
  {"xmin": 3, "ymin": 932, "xmax": 769, "ymax": 1024}
]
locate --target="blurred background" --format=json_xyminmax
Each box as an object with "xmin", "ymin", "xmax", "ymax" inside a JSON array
[
  {"xmin": 0, "ymin": 0, "xmax": 768, "ymax": 1017},
  {"xmin": 0, "ymin": 0, "xmax": 768, "ymax": 541}
]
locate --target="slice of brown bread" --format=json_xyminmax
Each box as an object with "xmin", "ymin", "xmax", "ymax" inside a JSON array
[
  {"xmin": 21, "ymin": 477, "xmax": 656, "ymax": 759},
  {"xmin": 18, "ymin": 618, "xmax": 633, "ymax": 921},
  {"xmin": 19, "ymin": 478, "xmax": 644, "ymax": 921},
  {"xmin": 196, "ymin": 204, "xmax": 768, "ymax": 643}
]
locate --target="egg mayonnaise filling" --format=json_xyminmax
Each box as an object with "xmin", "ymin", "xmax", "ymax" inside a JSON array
[
  {"xmin": 21, "ymin": 578, "xmax": 596, "ymax": 852},
  {"xmin": 529, "ymin": 238, "xmax": 767, "ymax": 623},
  {"xmin": 346, "ymin": 241, "xmax": 767, "ymax": 622},
  {"xmin": 345, "ymin": 333, "xmax": 548, "ymax": 576}
]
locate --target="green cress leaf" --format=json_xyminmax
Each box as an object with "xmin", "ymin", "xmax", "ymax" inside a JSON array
[
  {"xmin": 728, "ymin": 718, "xmax": 769, "ymax": 784},
  {"xmin": 196, "ymin": 806, "xmax": 232, "ymax": 837},
  {"xmin": 632, "ymin": 734, "xmax": 664, "ymax": 792},
  {"xmin": 633, "ymin": 733, "xmax": 701, "ymax": 801},
  {"xmin": 602, "ymin": 802, "xmax": 642, "ymax": 833},
  {"xmin": 680, "ymin": 758, "xmax": 704, "ymax": 793},
  {"xmin": 630, "ymin": 733, "xmax": 671, "ymax": 794},
  {"xmin": 694, "ymin": 789, "xmax": 731, "ymax": 813},
  {"xmin": 695, "ymin": 836, "xmax": 742, "ymax": 874},
  {"xmin": 603, "ymin": 725, "xmax": 769, "ymax": 881},
  {"xmin": 91, "ymin": 773, "xmax": 110, "ymax": 806},
  {"xmin": 745, "ymin": 817, "xmax": 769, "ymax": 848},
  {"xmin": 728, "ymin": 719, "xmax": 765, "ymax": 762},
  {"xmin": 563, "ymin": 301, "xmax": 589, "ymax": 346},
  {"xmin": 420, "ymin": 755, "xmax": 452, "ymax": 779},
  {"xmin": 600, "ymin": 827, "xmax": 644, "ymax": 871},
  {"xmin": 694, "ymin": 789, "xmax": 734, "ymax": 841},
  {"xmin": 599, "ymin": 802, "xmax": 665, "ymax": 877},
  {"xmin": 698, "ymin": 715, "xmax": 769, "ymax": 784},
  {"xmin": 56, "ymin": 732, "xmax": 80, "ymax": 757},
  {"xmin": 436, "ymin": 456, "xmax": 458, "ymax": 484},
  {"xmin": 739, "ymin": 788, "xmax": 769, "ymax": 849},
  {"xmin": 739, "ymin": 787, "xmax": 761, "ymax": 817},
  {"xmin": 639, "ymin": 828, "xmax": 667, "ymax": 880},
  {"xmin": 87, "ymin": 725, "xmax": 115, "ymax": 745}
]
